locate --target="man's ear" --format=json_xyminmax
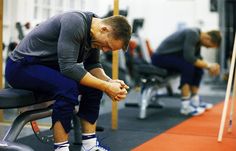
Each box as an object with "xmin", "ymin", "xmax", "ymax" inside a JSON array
[
  {"xmin": 101, "ymin": 26, "xmax": 110, "ymax": 33},
  {"xmin": 206, "ymin": 34, "xmax": 212, "ymax": 41},
  {"xmin": 202, "ymin": 34, "xmax": 211, "ymax": 43}
]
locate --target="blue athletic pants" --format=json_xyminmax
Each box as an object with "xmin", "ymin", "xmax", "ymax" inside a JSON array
[
  {"xmin": 5, "ymin": 56, "xmax": 103, "ymax": 133},
  {"xmin": 151, "ymin": 54, "xmax": 203, "ymax": 88}
]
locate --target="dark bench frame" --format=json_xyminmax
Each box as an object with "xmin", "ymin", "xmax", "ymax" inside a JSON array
[{"xmin": 0, "ymin": 88, "xmax": 81, "ymax": 150}]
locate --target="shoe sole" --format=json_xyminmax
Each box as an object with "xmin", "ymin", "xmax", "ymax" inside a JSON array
[
  {"xmin": 200, "ymin": 106, "xmax": 213, "ymax": 110},
  {"xmin": 180, "ymin": 109, "xmax": 205, "ymax": 116}
]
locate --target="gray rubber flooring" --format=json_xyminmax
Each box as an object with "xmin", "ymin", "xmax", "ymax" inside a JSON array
[{"xmin": 17, "ymin": 95, "xmax": 224, "ymax": 151}]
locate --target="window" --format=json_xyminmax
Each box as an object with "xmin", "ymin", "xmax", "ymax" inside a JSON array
[
  {"xmin": 43, "ymin": 0, "xmax": 51, "ymax": 5},
  {"xmin": 70, "ymin": 0, "xmax": 75, "ymax": 9},
  {"xmin": 42, "ymin": 8, "xmax": 51, "ymax": 19},
  {"xmin": 56, "ymin": 0, "xmax": 63, "ymax": 7},
  {"xmin": 34, "ymin": 6, "xmax": 38, "ymax": 19},
  {"xmin": 33, "ymin": 0, "xmax": 70, "ymax": 20}
]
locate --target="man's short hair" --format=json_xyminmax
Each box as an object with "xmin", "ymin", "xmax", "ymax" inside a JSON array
[
  {"xmin": 207, "ymin": 30, "xmax": 221, "ymax": 47},
  {"xmin": 102, "ymin": 15, "xmax": 132, "ymax": 51}
]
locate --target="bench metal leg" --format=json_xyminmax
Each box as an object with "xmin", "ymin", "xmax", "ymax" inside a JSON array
[
  {"xmin": 166, "ymin": 83, "xmax": 174, "ymax": 96},
  {"xmin": 3, "ymin": 107, "xmax": 52, "ymax": 142},
  {"xmin": 139, "ymin": 87, "xmax": 153, "ymax": 119},
  {"xmin": 0, "ymin": 140, "xmax": 34, "ymax": 151},
  {"xmin": 72, "ymin": 115, "xmax": 81, "ymax": 145}
]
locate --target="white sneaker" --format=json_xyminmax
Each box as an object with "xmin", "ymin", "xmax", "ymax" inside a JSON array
[
  {"xmin": 81, "ymin": 140, "xmax": 110, "ymax": 151},
  {"xmin": 191, "ymin": 95, "xmax": 213, "ymax": 110},
  {"xmin": 180, "ymin": 103, "xmax": 205, "ymax": 116},
  {"xmin": 199, "ymin": 101, "xmax": 213, "ymax": 110}
]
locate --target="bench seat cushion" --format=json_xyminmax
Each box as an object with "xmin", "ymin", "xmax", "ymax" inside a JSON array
[{"xmin": 0, "ymin": 88, "xmax": 50, "ymax": 109}]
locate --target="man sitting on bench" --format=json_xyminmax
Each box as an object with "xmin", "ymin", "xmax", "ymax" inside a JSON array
[
  {"xmin": 151, "ymin": 28, "xmax": 221, "ymax": 116},
  {"xmin": 5, "ymin": 11, "xmax": 131, "ymax": 151}
]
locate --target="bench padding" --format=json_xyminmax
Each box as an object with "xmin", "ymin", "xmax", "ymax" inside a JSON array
[{"xmin": 0, "ymin": 88, "xmax": 49, "ymax": 109}]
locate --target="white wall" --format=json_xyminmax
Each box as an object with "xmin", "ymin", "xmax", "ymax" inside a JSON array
[
  {"xmin": 194, "ymin": 0, "xmax": 219, "ymax": 62},
  {"xmin": 3, "ymin": 0, "xmax": 220, "ymax": 61},
  {"xmin": 79, "ymin": 0, "xmax": 219, "ymax": 46},
  {"xmin": 3, "ymin": 0, "xmax": 83, "ymax": 45}
]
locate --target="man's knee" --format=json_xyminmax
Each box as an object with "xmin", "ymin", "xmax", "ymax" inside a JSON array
[
  {"xmin": 195, "ymin": 68, "xmax": 204, "ymax": 77},
  {"xmin": 88, "ymin": 88, "xmax": 103, "ymax": 99},
  {"xmin": 80, "ymin": 86, "xmax": 103, "ymax": 100},
  {"xmin": 55, "ymin": 80, "xmax": 79, "ymax": 103},
  {"xmin": 77, "ymin": 87, "xmax": 103, "ymax": 124}
]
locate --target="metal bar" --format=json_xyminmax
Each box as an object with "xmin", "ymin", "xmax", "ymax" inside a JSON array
[
  {"xmin": 218, "ymin": 33, "xmax": 236, "ymax": 142},
  {"xmin": 3, "ymin": 108, "xmax": 52, "ymax": 142}
]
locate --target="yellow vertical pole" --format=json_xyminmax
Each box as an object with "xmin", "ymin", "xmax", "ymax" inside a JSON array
[
  {"xmin": 111, "ymin": 0, "xmax": 119, "ymax": 130},
  {"xmin": 0, "ymin": 0, "xmax": 3, "ymax": 122}
]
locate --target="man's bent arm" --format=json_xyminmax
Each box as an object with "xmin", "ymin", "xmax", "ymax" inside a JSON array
[
  {"xmin": 194, "ymin": 59, "xmax": 209, "ymax": 69},
  {"xmin": 80, "ymin": 72, "xmax": 127, "ymax": 101},
  {"xmin": 89, "ymin": 68, "xmax": 111, "ymax": 82},
  {"xmin": 80, "ymin": 72, "xmax": 109, "ymax": 91}
]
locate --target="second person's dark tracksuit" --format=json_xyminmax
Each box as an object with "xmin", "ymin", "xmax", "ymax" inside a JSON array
[{"xmin": 151, "ymin": 28, "xmax": 204, "ymax": 88}]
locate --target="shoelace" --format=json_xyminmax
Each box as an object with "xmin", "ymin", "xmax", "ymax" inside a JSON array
[
  {"xmin": 82, "ymin": 137, "xmax": 110, "ymax": 151},
  {"xmin": 95, "ymin": 138, "xmax": 110, "ymax": 151}
]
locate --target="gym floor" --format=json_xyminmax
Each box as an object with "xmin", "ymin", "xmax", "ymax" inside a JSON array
[{"xmin": 0, "ymin": 75, "xmax": 233, "ymax": 151}]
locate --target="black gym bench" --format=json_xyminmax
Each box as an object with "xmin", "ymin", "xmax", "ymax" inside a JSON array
[{"xmin": 0, "ymin": 88, "xmax": 81, "ymax": 151}]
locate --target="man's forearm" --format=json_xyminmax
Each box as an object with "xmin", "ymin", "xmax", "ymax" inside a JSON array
[
  {"xmin": 194, "ymin": 59, "xmax": 209, "ymax": 69},
  {"xmin": 80, "ymin": 72, "xmax": 108, "ymax": 91},
  {"xmin": 89, "ymin": 68, "xmax": 111, "ymax": 81}
]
